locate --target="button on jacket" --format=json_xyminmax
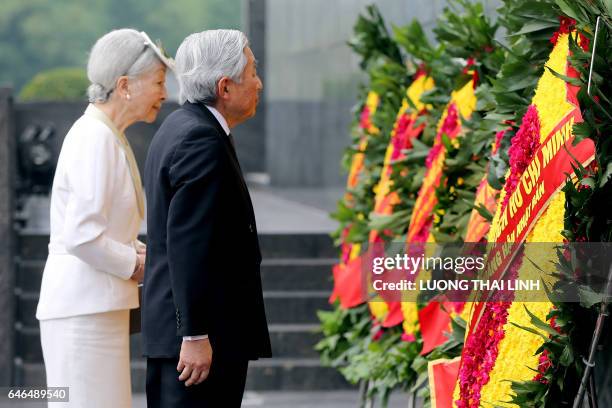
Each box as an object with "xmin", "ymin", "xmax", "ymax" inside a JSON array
[
  {"xmin": 142, "ymin": 102, "xmax": 271, "ymax": 361},
  {"xmin": 36, "ymin": 105, "xmax": 140, "ymax": 320}
]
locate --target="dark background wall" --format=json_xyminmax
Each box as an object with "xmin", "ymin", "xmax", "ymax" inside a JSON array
[
  {"xmin": 0, "ymin": 89, "xmax": 16, "ymax": 386},
  {"xmin": 13, "ymin": 101, "xmax": 264, "ymax": 181},
  {"xmin": 264, "ymin": 0, "xmax": 501, "ymax": 187}
]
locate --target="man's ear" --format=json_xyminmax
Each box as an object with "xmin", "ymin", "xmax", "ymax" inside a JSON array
[{"xmin": 217, "ymin": 76, "xmax": 231, "ymax": 100}]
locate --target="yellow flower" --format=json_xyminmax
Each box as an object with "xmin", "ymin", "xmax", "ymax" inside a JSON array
[
  {"xmin": 452, "ymin": 79, "xmax": 477, "ymax": 120},
  {"xmin": 366, "ymin": 91, "xmax": 380, "ymax": 113},
  {"xmin": 457, "ymin": 177, "xmax": 464, "ymax": 186},
  {"xmin": 369, "ymin": 300, "xmax": 388, "ymax": 322},
  {"xmin": 349, "ymin": 244, "xmax": 361, "ymax": 261},
  {"xmin": 407, "ymin": 75, "xmax": 435, "ymax": 112},
  {"xmin": 401, "ymin": 302, "xmax": 420, "ymax": 334},
  {"xmin": 532, "ymin": 34, "xmax": 574, "ymax": 141}
]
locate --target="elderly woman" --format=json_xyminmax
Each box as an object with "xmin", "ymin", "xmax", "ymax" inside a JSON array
[{"xmin": 36, "ymin": 28, "xmax": 172, "ymax": 407}]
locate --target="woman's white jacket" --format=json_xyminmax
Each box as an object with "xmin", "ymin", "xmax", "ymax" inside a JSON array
[{"xmin": 36, "ymin": 105, "xmax": 141, "ymax": 320}]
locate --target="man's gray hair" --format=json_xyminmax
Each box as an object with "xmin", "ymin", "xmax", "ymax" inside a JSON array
[
  {"xmin": 175, "ymin": 29, "xmax": 248, "ymax": 105},
  {"xmin": 87, "ymin": 28, "xmax": 163, "ymax": 103}
]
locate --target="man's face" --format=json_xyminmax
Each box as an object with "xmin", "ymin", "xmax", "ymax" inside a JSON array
[{"xmin": 226, "ymin": 47, "xmax": 262, "ymax": 125}]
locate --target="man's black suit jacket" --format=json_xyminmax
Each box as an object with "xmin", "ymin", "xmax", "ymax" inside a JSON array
[{"xmin": 142, "ymin": 101, "xmax": 271, "ymax": 361}]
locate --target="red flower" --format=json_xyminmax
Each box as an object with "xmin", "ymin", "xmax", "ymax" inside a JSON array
[
  {"xmin": 578, "ymin": 33, "xmax": 590, "ymax": 51},
  {"xmin": 550, "ymin": 16, "xmax": 577, "ymax": 45},
  {"xmin": 412, "ymin": 217, "xmax": 433, "ymax": 243},
  {"xmin": 359, "ymin": 105, "xmax": 373, "ymax": 131},
  {"xmin": 425, "ymin": 143, "xmax": 443, "ymax": 169},
  {"xmin": 462, "ymin": 57, "xmax": 476, "ymax": 73},
  {"xmin": 533, "ymin": 349, "xmax": 553, "ymax": 384},
  {"xmin": 441, "ymin": 103, "xmax": 459, "ymax": 138},
  {"xmin": 502, "ymin": 105, "xmax": 541, "ymax": 211},
  {"xmin": 391, "ymin": 114, "xmax": 414, "ymax": 160},
  {"xmin": 415, "ymin": 63, "xmax": 428, "ymax": 79},
  {"xmin": 456, "ymin": 301, "xmax": 510, "ymax": 407},
  {"xmin": 494, "ymin": 130, "xmax": 506, "ymax": 153}
]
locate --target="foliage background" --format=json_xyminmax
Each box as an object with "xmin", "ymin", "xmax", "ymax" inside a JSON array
[{"xmin": 0, "ymin": 0, "xmax": 241, "ymax": 95}]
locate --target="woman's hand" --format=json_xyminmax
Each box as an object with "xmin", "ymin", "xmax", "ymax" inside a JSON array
[{"xmin": 131, "ymin": 253, "xmax": 145, "ymax": 282}]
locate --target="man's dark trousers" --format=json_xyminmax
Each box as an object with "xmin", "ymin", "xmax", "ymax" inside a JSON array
[{"xmin": 146, "ymin": 357, "xmax": 248, "ymax": 408}]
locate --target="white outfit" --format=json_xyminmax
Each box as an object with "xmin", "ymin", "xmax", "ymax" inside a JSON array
[
  {"xmin": 40, "ymin": 310, "xmax": 131, "ymax": 408},
  {"xmin": 36, "ymin": 104, "xmax": 142, "ymax": 408}
]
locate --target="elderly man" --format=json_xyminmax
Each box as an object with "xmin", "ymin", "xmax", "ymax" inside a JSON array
[{"xmin": 142, "ymin": 29, "xmax": 271, "ymax": 407}]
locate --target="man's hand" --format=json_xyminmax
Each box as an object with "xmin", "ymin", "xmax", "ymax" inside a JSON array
[
  {"xmin": 130, "ymin": 253, "xmax": 145, "ymax": 282},
  {"xmin": 177, "ymin": 338, "xmax": 213, "ymax": 386}
]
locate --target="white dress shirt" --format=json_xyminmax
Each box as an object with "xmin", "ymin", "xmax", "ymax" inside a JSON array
[
  {"xmin": 205, "ymin": 105, "xmax": 230, "ymax": 135},
  {"xmin": 36, "ymin": 105, "xmax": 140, "ymax": 320}
]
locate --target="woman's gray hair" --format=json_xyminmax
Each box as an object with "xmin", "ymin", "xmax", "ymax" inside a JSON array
[
  {"xmin": 175, "ymin": 29, "xmax": 248, "ymax": 105},
  {"xmin": 87, "ymin": 28, "xmax": 163, "ymax": 103}
]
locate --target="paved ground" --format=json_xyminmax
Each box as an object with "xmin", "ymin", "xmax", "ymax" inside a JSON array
[
  {"xmin": 18, "ymin": 185, "xmax": 343, "ymax": 235},
  {"xmin": 0, "ymin": 391, "xmax": 414, "ymax": 408},
  {"xmin": 249, "ymin": 185, "xmax": 341, "ymax": 233}
]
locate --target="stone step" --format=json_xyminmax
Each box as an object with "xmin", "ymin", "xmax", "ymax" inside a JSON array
[
  {"xmin": 16, "ymin": 290, "xmax": 331, "ymax": 329},
  {"xmin": 18, "ymin": 232, "xmax": 337, "ymax": 260},
  {"xmin": 245, "ymin": 359, "xmax": 353, "ymax": 391},
  {"xmin": 16, "ymin": 324, "xmax": 323, "ymax": 363},
  {"xmin": 259, "ymin": 259, "xmax": 335, "ymax": 291},
  {"xmin": 258, "ymin": 234, "xmax": 337, "ymax": 259},
  {"xmin": 15, "ymin": 359, "xmax": 353, "ymax": 392},
  {"xmin": 15, "ymin": 258, "xmax": 336, "ymax": 293},
  {"xmin": 263, "ymin": 291, "xmax": 331, "ymax": 324}
]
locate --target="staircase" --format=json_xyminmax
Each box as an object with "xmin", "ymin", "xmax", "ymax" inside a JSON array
[{"xmin": 12, "ymin": 232, "xmax": 353, "ymax": 392}]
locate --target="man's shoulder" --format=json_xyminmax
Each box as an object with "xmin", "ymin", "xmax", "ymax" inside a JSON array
[{"xmin": 159, "ymin": 104, "xmax": 222, "ymax": 142}]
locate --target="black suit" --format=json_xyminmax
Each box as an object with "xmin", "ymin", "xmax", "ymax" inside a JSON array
[{"xmin": 142, "ymin": 102, "xmax": 271, "ymax": 407}]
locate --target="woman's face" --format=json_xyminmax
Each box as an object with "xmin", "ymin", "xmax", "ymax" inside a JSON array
[{"xmin": 129, "ymin": 64, "xmax": 167, "ymax": 123}]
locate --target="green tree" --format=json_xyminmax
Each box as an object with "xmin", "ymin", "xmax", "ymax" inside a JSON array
[
  {"xmin": 0, "ymin": 0, "xmax": 241, "ymax": 93},
  {"xmin": 19, "ymin": 67, "xmax": 88, "ymax": 101}
]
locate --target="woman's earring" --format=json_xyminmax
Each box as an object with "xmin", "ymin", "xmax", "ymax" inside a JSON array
[{"xmin": 126, "ymin": 94, "xmax": 131, "ymax": 100}]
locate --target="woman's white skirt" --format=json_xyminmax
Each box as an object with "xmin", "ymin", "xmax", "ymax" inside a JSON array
[{"xmin": 39, "ymin": 309, "xmax": 132, "ymax": 408}]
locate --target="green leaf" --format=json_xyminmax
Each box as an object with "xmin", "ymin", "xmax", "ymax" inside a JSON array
[
  {"xmin": 555, "ymin": 0, "xmax": 581, "ymax": 21},
  {"xmin": 522, "ymin": 305, "xmax": 561, "ymax": 338},
  {"xmin": 559, "ymin": 344, "xmax": 574, "ymax": 366},
  {"xmin": 600, "ymin": 162, "xmax": 612, "ymax": 188},
  {"xmin": 509, "ymin": 20, "xmax": 559, "ymax": 37},
  {"xmin": 578, "ymin": 285, "xmax": 605, "ymax": 308},
  {"xmin": 509, "ymin": 322, "xmax": 549, "ymax": 341},
  {"xmin": 475, "ymin": 203, "xmax": 494, "ymax": 222},
  {"xmin": 580, "ymin": 178, "xmax": 595, "ymax": 189},
  {"xmin": 546, "ymin": 66, "xmax": 582, "ymax": 86}
]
